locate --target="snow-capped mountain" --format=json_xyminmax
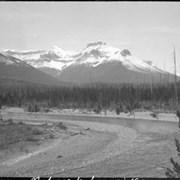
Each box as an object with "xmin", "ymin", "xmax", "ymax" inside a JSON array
[
  {"xmin": 0, "ymin": 53, "xmax": 65, "ymax": 85},
  {"xmin": 2, "ymin": 42, "xmax": 174, "ymax": 84},
  {"xmin": 70, "ymin": 42, "xmax": 164, "ymax": 73},
  {"xmin": 3, "ymin": 46, "xmax": 77, "ymax": 77},
  {"xmin": 0, "ymin": 53, "xmax": 32, "ymax": 67}
]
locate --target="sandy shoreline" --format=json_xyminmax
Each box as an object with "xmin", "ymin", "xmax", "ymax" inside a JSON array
[{"xmin": 1, "ymin": 107, "xmax": 179, "ymax": 122}]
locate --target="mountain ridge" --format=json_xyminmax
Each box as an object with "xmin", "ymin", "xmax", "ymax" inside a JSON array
[
  {"xmin": 2, "ymin": 42, "xmax": 164, "ymax": 72},
  {"xmin": 1, "ymin": 42, "xmax": 175, "ymax": 84},
  {"xmin": 0, "ymin": 53, "xmax": 67, "ymax": 86}
]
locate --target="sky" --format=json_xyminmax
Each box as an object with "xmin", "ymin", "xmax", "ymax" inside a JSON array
[{"xmin": 0, "ymin": 2, "xmax": 180, "ymax": 73}]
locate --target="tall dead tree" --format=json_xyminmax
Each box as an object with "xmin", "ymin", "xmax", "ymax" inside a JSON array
[
  {"xmin": 166, "ymin": 46, "xmax": 180, "ymax": 177},
  {"xmin": 174, "ymin": 46, "xmax": 178, "ymax": 108}
]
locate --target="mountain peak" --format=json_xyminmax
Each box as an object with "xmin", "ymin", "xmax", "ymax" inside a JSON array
[
  {"xmin": 83, "ymin": 42, "xmax": 120, "ymax": 54},
  {"xmin": 50, "ymin": 45, "xmax": 77, "ymax": 58},
  {"xmin": 50, "ymin": 46, "xmax": 64, "ymax": 55},
  {"xmin": 120, "ymin": 49, "xmax": 131, "ymax": 57},
  {"xmin": 51, "ymin": 45, "xmax": 63, "ymax": 51}
]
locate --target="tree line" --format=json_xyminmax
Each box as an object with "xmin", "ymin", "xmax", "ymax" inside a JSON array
[{"xmin": 0, "ymin": 79, "xmax": 179, "ymax": 112}]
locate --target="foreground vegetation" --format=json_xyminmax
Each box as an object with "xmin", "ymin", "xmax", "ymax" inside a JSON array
[{"xmin": 0, "ymin": 118, "xmax": 67, "ymax": 151}]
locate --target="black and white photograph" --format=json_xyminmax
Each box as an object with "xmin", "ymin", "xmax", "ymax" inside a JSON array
[{"xmin": 0, "ymin": 1, "xmax": 180, "ymax": 178}]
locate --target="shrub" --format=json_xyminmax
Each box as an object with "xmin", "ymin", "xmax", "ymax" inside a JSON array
[
  {"xmin": 116, "ymin": 104, "xmax": 123, "ymax": 115},
  {"xmin": 18, "ymin": 121, "xmax": 25, "ymax": 125},
  {"xmin": 27, "ymin": 103, "xmax": 40, "ymax": 112},
  {"xmin": 57, "ymin": 122, "xmax": 67, "ymax": 130},
  {"xmin": 42, "ymin": 107, "xmax": 50, "ymax": 113},
  {"xmin": 93, "ymin": 104, "xmax": 102, "ymax": 114},
  {"xmin": 116, "ymin": 107, "xmax": 120, "ymax": 115},
  {"xmin": 0, "ymin": 112, "xmax": 3, "ymax": 121},
  {"xmin": 32, "ymin": 128, "xmax": 44, "ymax": 135},
  {"xmin": 26, "ymin": 125, "xmax": 32, "ymax": 131},
  {"xmin": 26, "ymin": 136, "xmax": 39, "ymax": 142},
  {"xmin": 7, "ymin": 118, "xmax": 14, "ymax": 124},
  {"xmin": 49, "ymin": 133, "xmax": 55, "ymax": 139}
]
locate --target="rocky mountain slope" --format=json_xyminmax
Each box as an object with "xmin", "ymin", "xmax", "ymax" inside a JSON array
[
  {"xmin": 2, "ymin": 42, "xmax": 174, "ymax": 84},
  {"xmin": 0, "ymin": 53, "xmax": 65, "ymax": 85}
]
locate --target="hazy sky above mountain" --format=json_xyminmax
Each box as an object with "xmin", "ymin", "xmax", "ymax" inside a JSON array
[{"xmin": 0, "ymin": 2, "xmax": 180, "ymax": 72}]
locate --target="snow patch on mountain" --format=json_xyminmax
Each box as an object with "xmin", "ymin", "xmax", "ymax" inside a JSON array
[
  {"xmin": 81, "ymin": 42, "xmax": 120, "ymax": 59},
  {"xmin": 74, "ymin": 42, "xmax": 121, "ymax": 67},
  {"xmin": 50, "ymin": 46, "xmax": 77, "ymax": 58},
  {"xmin": 33, "ymin": 59, "xmax": 74, "ymax": 71},
  {"xmin": 122, "ymin": 55, "xmax": 163, "ymax": 73},
  {"xmin": 0, "ymin": 53, "xmax": 32, "ymax": 68},
  {"xmin": 3, "ymin": 49, "xmax": 47, "ymax": 61},
  {"xmin": 0, "ymin": 54, "xmax": 15, "ymax": 65}
]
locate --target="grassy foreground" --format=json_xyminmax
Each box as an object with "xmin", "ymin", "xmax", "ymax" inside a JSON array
[{"xmin": 0, "ymin": 119, "xmax": 67, "ymax": 151}]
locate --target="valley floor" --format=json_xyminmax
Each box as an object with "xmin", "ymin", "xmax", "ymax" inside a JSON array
[{"xmin": 0, "ymin": 108, "xmax": 179, "ymax": 177}]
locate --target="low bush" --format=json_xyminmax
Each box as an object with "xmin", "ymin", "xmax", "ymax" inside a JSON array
[
  {"xmin": 57, "ymin": 122, "xmax": 67, "ymax": 130},
  {"xmin": 42, "ymin": 107, "xmax": 50, "ymax": 113},
  {"xmin": 27, "ymin": 103, "xmax": 40, "ymax": 112},
  {"xmin": 115, "ymin": 104, "xmax": 123, "ymax": 115},
  {"xmin": 18, "ymin": 121, "xmax": 25, "ymax": 125},
  {"xmin": 26, "ymin": 136, "xmax": 39, "ymax": 142},
  {"xmin": 49, "ymin": 133, "xmax": 55, "ymax": 139},
  {"xmin": 7, "ymin": 118, "xmax": 14, "ymax": 124},
  {"xmin": 32, "ymin": 128, "xmax": 44, "ymax": 135}
]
